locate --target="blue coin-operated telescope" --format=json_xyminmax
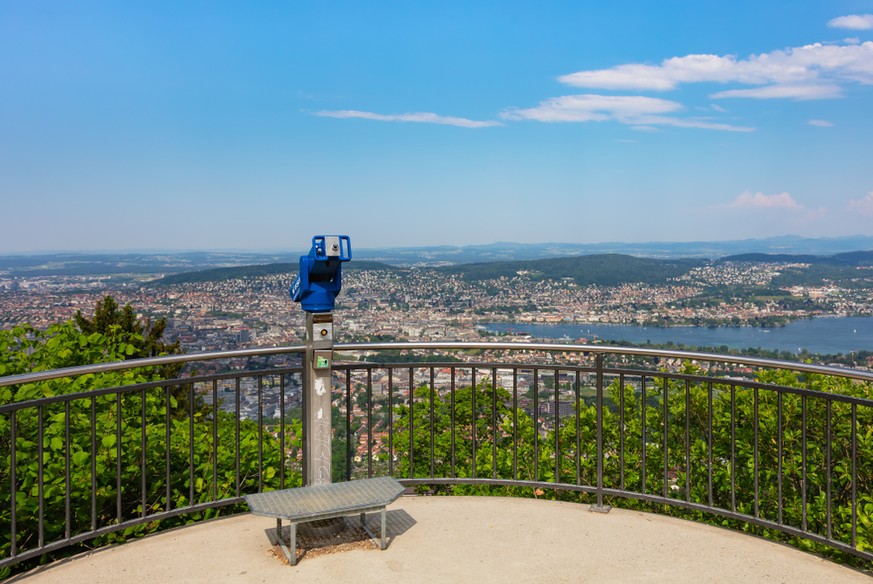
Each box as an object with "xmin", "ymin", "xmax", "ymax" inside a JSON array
[{"xmin": 290, "ymin": 235, "xmax": 352, "ymax": 313}]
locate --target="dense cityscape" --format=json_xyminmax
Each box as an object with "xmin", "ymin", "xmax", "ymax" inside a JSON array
[
  {"xmin": 4, "ymin": 255, "xmax": 873, "ymax": 484},
  {"xmin": 2, "ymin": 259, "xmax": 872, "ymax": 358}
]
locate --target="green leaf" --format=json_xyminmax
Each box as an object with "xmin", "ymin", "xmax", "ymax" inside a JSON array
[
  {"xmin": 72, "ymin": 451, "xmax": 90, "ymax": 466},
  {"xmin": 102, "ymin": 434, "xmax": 117, "ymax": 449},
  {"xmin": 50, "ymin": 437, "xmax": 63, "ymax": 451}
]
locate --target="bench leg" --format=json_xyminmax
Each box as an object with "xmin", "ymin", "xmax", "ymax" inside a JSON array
[
  {"xmin": 380, "ymin": 508, "xmax": 387, "ymax": 550},
  {"xmin": 274, "ymin": 518, "xmax": 298, "ymax": 567},
  {"xmin": 289, "ymin": 522, "xmax": 297, "ymax": 566}
]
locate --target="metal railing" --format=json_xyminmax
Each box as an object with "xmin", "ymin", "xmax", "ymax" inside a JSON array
[{"xmin": 2, "ymin": 342, "xmax": 873, "ymax": 572}]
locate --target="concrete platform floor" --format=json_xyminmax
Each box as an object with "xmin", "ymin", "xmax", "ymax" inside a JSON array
[{"xmin": 9, "ymin": 496, "xmax": 871, "ymax": 584}]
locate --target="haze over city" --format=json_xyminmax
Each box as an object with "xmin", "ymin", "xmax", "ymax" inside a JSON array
[{"xmin": 2, "ymin": 1, "xmax": 873, "ymax": 253}]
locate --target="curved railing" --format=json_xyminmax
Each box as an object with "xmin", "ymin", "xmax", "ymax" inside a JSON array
[{"xmin": 2, "ymin": 342, "xmax": 873, "ymax": 572}]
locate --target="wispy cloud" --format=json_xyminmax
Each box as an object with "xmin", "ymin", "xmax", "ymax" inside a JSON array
[
  {"xmin": 560, "ymin": 54, "xmax": 737, "ymax": 91},
  {"xmin": 711, "ymin": 83, "xmax": 843, "ymax": 100},
  {"xmin": 501, "ymin": 94, "xmax": 680, "ymax": 122},
  {"xmin": 721, "ymin": 192, "xmax": 828, "ymax": 225},
  {"xmin": 847, "ymin": 192, "xmax": 873, "ymax": 215},
  {"xmin": 558, "ymin": 41, "xmax": 873, "ymax": 100},
  {"xmin": 314, "ymin": 110, "xmax": 501, "ymax": 128},
  {"xmin": 808, "ymin": 119, "xmax": 834, "ymax": 127},
  {"xmin": 727, "ymin": 191, "xmax": 803, "ymax": 209},
  {"xmin": 501, "ymin": 94, "xmax": 754, "ymax": 131},
  {"xmin": 828, "ymin": 14, "xmax": 873, "ymax": 30}
]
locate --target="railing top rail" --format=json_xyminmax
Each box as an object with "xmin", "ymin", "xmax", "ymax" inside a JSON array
[
  {"xmin": 334, "ymin": 341, "xmax": 873, "ymax": 383},
  {"xmin": 0, "ymin": 344, "xmax": 306, "ymax": 388},
  {"xmin": 2, "ymin": 340, "xmax": 872, "ymax": 388}
]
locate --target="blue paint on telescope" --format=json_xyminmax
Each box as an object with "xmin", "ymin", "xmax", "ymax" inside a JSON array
[{"xmin": 290, "ymin": 235, "xmax": 352, "ymax": 313}]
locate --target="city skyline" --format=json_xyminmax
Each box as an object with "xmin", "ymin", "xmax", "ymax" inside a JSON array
[{"xmin": 2, "ymin": 2, "xmax": 873, "ymax": 253}]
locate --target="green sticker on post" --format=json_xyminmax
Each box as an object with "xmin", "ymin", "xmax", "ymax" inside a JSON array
[{"xmin": 316, "ymin": 356, "xmax": 330, "ymax": 369}]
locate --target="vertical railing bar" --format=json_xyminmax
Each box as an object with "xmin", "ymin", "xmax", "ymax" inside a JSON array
[
  {"xmin": 533, "ymin": 368, "xmax": 539, "ymax": 483},
  {"xmin": 65, "ymin": 400, "xmax": 71, "ymax": 539},
  {"xmin": 641, "ymin": 375, "xmax": 647, "ymax": 494},
  {"xmin": 142, "ymin": 387, "xmax": 148, "ymax": 518},
  {"xmin": 575, "ymin": 370, "xmax": 581, "ymax": 487},
  {"xmin": 280, "ymin": 374, "xmax": 286, "ymax": 489},
  {"xmin": 825, "ymin": 399, "xmax": 832, "ymax": 541},
  {"xmin": 388, "ymin": 368, "xmax": 394, "ymax": 477},
  {"xmin": 492, "ymin": 367, "xmax": 498, "ymax": 481},
  {"xmin": 472, "ymin": 366, "xmax": 477, "ymax": 480},
  {"xmin": 408, "ymin": 367, "xmax": 414, "ymax": 480},
  {"xmin": 801, "ymin": 394, "xmax": 807, "ymax": 532},
  {"xmin": 512, "ymin": 368, "xmax": 518, "ymax": 482},
  {"xmin": 707, "ymin": 381, "xmax": 713, "ymax": 508},
  {"xmin": 684, "ymin": 379, "xmax": 690, "ymax": 503},
  {"xmin": 10, "ymin": 410, "xmax": 17, "ymax": 557},
  {"xmin": 452, "ymin": 367, "xmax": 457, "ymax": 479},
  {"xmin": 368, "ymin": 368, "xmax": 374, "ymax": 479},
  {"xmin": 165, "ymin": 385, "xmax": 172, "ymax": 512},
  {"xmin": 595, "ymin": 354, "xmax": 605, "ymax": 509},
  {"xmin": 189, "ymin": 383, "xmax": 195, "ymax": 504},
  {"xmin": 851, "ymin": 404, "xmax": 857, "ymax": 548},
  {"xmin": 38, "ymin": 405, "xmax": 44, "ymax": 547},
  {"xmin": 116, "ymin": 394, "xmax": 122, "ymax": 525},
  {"xmin": 91, "ymin": 396, "xmax": 97, "ymax": 531},
  {"xmin": 619, "ymin": 373, "xmax": 625, "ymax": 491},
  {"xmin": 662, "ymin": 376, "xmax": 669, "ymax": 500},
  {"xmin": 345, "ymin": 371, "xmax": 352, "ymax": 481},
  {"xmin": 753, "ymin": 387, "xmax": 759, "ymax": 518},
  {"xmin": 257, "ymin": 376, "xmax": 263, "ymax": 492},
  {"xmin": 730, "ymin": 384, "xmax": 736, "ymax": 514},
  {"xmin": 429, "ymin": 367, "xmax": 435, "ymax": 479},
  {"xmin": 212, "ymin": 380, "xmax": 218, "ymax": 502},
  {"xmin": 234, "ymin": 377, "xmax": 241, "ymax": 497},
  {"xmin": 777, "ymin": 391, "xmax": 783, "ymax": 524},
  {"xmin": 554, "ymin": 368, "xmax": 560, "ymax": 484}
]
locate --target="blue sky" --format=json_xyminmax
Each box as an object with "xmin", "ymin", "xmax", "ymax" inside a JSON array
[{"xmin": 2, "ymin": 1, "xmax": 873, "ymax": 253}]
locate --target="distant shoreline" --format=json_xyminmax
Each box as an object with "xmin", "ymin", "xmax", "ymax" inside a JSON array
[{"xmin": 481, "ymin": 316, "xmax": 873, "ymax": 356}]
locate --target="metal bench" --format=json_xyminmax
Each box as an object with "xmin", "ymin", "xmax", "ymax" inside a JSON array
[{"xmin": 244, "ymin": 476, "xmax": 406, "ymax": 565}]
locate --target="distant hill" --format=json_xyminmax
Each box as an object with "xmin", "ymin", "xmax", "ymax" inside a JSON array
[
  {"xmin": 722, "ymin": 250, "xmax": 873, "ymax": 266},
  {"xmin": 719, "ymin": 251, "xmax": 873, "ymax": 289},
  {"xmin": 5, "ymin": 236, "xmax": 873, "ymax": 275},
  {"xmin": 355, "ymin": 235, "xmax": 873, "ymax": 265},
  {"xmin": 438, "ymin": 254, "xmax": 704, "ymax": 286},
  {"xmin": 150, "ymin": 261, "xmax": 399, "ymax": 285}
]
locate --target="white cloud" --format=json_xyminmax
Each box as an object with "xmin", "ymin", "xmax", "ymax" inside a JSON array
[
  {"xmin": 500, "ymin": 94, "xmax": 754, "ymax": 131},
  {"xmin": 559, "ymin": 64, "xmax": 681, "ymax": 91},
  {"xmin": 848, "ymin": 192, "xmax": 873, "ymax": 215},
  {"xmin": 728, "ymin": 191, "xmax": 802, "ymax": 209},
  {"xmin": 559, "ymin": 55, "xmax": 737, "ymax": 90},
  {"xmin": 711, "ymin": 83, "xmax": 843, "ymax": 100},
  {"xmin": 718, "ymin": 192, "xmax": 829, "ymax": 228},
  {"xmin": 558, "ymin": 41, "xmax": 873, "ymax": 100},
  {"xmin": 314, "ymin": 110, "xmax": 501, "ymax": 128},
  {"xmin": 501, "ymin": 94, "xmax": 680, "ymax": 122},
  {"xmin": 637, "ymin": 116, "xmax": 755, "ymax": 132},
  {"xmin": 808, "ymin": 119, "xmax": 834, "ymax": 127},
  {"xmin": 828, "ymin": 14, "xmax": 873, "ymax": 30}
]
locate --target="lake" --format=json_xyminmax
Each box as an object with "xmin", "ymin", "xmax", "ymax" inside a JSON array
[{"xmin": 482, "ymin": 316, "xmax": 873, "ymax": 355}]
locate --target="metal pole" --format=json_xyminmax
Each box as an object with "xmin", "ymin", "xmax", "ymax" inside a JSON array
[{"xmin": 304, "ymin": 312, "xmax": 335, "ymax": 487}]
